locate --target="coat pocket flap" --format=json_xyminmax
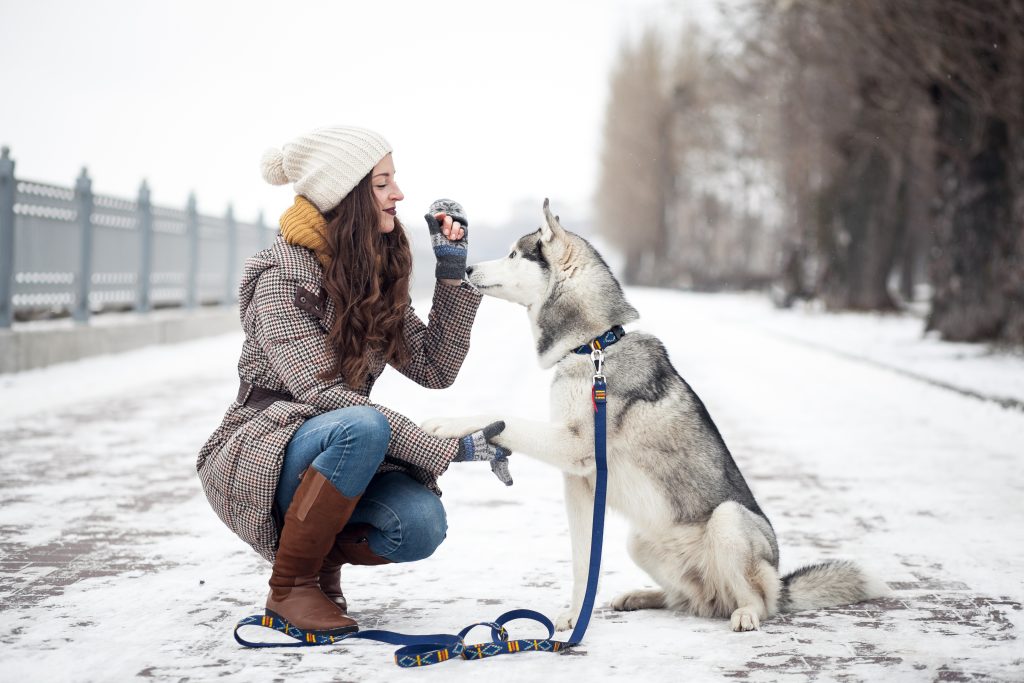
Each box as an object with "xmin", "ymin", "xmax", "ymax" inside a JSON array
[{"xmin": 293, "ymin": 285, "xmax": 326, "ymax": 320}]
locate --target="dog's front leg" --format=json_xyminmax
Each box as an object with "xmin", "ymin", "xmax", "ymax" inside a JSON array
[
  {"xmin": 422, "ymin": 416, "xmax": 593, "ymax": 476},
  {"xmin": 494, "ymin": 418, "xmax": 593, "ymax": 476},
  {"xmin": 421, "ymin": 415, "xmax": 502, "ymax": 439},
  {"xmin": 555, "ymin": 472, "xmax": 594, "ymax": 632}
]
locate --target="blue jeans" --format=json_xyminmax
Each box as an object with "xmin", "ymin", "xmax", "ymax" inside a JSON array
[{"xmin": 275, "ymin": 406, "xmax": 447, "ymax": 563}]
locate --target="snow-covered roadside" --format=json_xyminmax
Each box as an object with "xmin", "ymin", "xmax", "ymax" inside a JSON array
[
  {"xmin": 675, "ymin": 290, "xmax": 1024, "ymax": 408},
  {"xmin": 0, "ymin": 333, "xmax": 243, "ymax": 421},
  {"xmin": 5, "ymin": 288, "xmax": 1019, "ymax": 421}
]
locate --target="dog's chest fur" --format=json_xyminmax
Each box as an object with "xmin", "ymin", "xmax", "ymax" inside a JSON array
[
  {"xmin": 550, "ymin": 337, "xmax": 679, "ymax": 527},
  {"xmin": 549, "ymin": 331, "xmax": 769, "ymax": 531}
]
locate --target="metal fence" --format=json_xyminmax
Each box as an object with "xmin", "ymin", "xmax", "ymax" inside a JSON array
[{"xmin": 0, "ymin": 146, "xmax": 277, "ymax": 327}]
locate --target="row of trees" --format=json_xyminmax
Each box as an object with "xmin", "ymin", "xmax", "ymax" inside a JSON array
[{"xmin": 596, "ymin": 0, "xmax": 1024, "ymax": 343}]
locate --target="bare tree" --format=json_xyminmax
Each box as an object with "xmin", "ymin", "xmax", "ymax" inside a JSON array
[
  {"xmin": 915, "ymin": 2, "xmax": 1023, "ymax": 342},
  {"xmin": 835, "ymin": 0, "xmax": 1024, "ymax": 339},
  {"xmin": 597, "ymin": 0, "xmax": 1023, "ymax": 344},
  {"xmin": 595, "ymin": 30, "xmax": 670, "ymax": 285}
]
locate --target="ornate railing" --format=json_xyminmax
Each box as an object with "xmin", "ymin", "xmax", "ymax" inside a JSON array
[{"xmin": 0, "ymin": 146, "xmax": 276, "ymax": 326}]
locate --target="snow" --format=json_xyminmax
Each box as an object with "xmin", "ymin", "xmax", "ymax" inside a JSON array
[{"xmin": 1, "ymin": 288, "xmax": 1022, "ymax": 682}]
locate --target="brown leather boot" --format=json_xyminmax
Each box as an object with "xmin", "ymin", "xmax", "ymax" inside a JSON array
[
  {"xmin": 265, "ymin": 469, "xmax": 360, "ymax": 635},
  {"xmin": 319, "ymin": 523, "xmax": 392, "ymax": 612}
]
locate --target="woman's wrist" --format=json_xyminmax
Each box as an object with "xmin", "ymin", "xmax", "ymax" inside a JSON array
[
  {"xmin": 433, "ymin": 436, "xmax": 461, "ymax": 476},
  {"xmin": 438, "ymin": 278, "xmax": 462, "ymax": 287}
]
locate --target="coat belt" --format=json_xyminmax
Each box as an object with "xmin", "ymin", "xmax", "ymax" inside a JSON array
[{"xmin": 237, "ymin": 380, "xmax": 294, "ymax": 410}]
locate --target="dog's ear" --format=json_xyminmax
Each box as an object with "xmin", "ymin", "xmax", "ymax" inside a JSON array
[{"xmin": 540, "ymin": 198, "xmax": 566, "ymax": 243}]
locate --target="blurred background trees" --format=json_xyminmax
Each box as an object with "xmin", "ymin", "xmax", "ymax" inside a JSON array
[{"xmin": 596, "ymin": 0, "xmax": 1023, "ymax": 344}]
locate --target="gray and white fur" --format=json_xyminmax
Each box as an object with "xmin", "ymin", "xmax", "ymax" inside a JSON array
[{"xmin": 423, "ymin": 200, "xmax": 887, "ymax": 632}]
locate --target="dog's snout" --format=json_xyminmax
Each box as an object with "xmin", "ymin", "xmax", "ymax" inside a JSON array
[{"xmin": 465, "ymin": 265, "xmax": 474, "ymax": 276}]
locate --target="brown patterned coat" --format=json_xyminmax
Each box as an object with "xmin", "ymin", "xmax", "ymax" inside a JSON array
[{"xmin": 197, "ymin": 235, "xmax": 482, "ymax": 562}]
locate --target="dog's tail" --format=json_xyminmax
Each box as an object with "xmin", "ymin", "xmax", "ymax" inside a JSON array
[{"xmin": 778, "ymin": 560, "xmax": 888, "ymax": 613}]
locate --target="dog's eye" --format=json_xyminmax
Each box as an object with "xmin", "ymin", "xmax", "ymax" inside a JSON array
[{"xmin": 508, "ymin": 251, "xmax": 516, "ymax": 259}]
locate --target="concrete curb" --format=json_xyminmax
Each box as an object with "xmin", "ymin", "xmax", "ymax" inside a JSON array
[{"xmin": 0, "ymin": 307, "xmax": 240, "ymax": 374}]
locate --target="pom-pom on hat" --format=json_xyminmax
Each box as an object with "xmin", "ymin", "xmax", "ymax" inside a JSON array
[{"xmin": 260, "ymin": 126, "xmax": 393, "ymax": 213}]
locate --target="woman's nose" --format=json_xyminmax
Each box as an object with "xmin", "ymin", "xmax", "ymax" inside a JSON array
[{"xmin": 392, "ymin": 184, "xmax": 405, "ymax": 201}]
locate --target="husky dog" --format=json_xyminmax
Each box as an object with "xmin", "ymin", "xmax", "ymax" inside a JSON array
[{"xmin": 423, "ymin": 200, "xmax": 886, "ymax": 632}]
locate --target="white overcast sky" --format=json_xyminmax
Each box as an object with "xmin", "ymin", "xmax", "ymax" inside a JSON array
[{"xmin": 1, "ymin": 0, "xmax": 720, "ymax": 228}]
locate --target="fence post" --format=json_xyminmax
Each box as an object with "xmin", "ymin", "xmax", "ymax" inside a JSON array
[
  {"xmin": 136, "ymin": 180, "xmax": 153, "ymax": 312},
  {"xmin": 73, "ymin": 167, "xmax": 94, "ymax": 323},
  {"xmin": 185, "ymin": 192, "xmax": 198, "ymax": 309},
  {"xmin": 225, "ymin": 203, "xmax": 236, "ymax": 305},
  {"xmin": 0, "ymin": 147, "xmax": 15, "ymax": 329}
]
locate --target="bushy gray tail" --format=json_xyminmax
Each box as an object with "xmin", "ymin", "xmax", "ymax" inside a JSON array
[{"xmin": 778, "ymin": 560, "xmax": 888, "ymax": 613}]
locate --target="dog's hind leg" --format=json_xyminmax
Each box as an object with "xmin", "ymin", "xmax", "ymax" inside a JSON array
[
  {"xmin": 555, "ymin": 473, "xmax": 596, "ymax": 631},
  {"xmin": 728, "ymin": 560, "xmax": 779, "ymax": 632},
  {"xmin": 611, "ymin": 531, "xmax": 668, "ymax": 612},
  {"xmin": 612, "ymin": 528, "xmax": 700, "ymax": 614},
  {"xmin": 610, "ymin": 588, "xmax": 667, "ymax": 611},
  {"xmin": 702, "ymin": 502, "xmax": 782, "ymax": 632}
]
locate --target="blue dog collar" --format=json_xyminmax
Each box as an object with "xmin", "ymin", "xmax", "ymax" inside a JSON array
[{"xmin": 573, "ymin": 325, "xmax": 627, "ymax": 355}]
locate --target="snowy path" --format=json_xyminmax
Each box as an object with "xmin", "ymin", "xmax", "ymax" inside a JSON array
[{"xmin": 1, "ymin": 289, "xmax": 1022, "ymax": 682}]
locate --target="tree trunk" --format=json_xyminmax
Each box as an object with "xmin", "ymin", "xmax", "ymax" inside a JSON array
[
  {"xmin": 818, "ymin": 142, "xmax": 901, "ymax": 311},
  {"xmin": 926, "ymin": 85, "xmax": 1019, "ymax": 342},
  {"xmin": 897, "ymin": 99, "xmax": 936, "ymax": 304},
  {"xmin": 622, "ymin": 248, "xmax": 644, "ymax": 285}
]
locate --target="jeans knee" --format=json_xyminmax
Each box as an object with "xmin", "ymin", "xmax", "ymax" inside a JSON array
[
  {"xmin": 311, "ymin": 407, "xmax": 391, "ymax": 497},
  {"xmin": 341, "ymin": 406, "xmax": 391, "ymax": 461},
  {"xmin": 400, "ymin": 497, "xmax": 448, "ymax": 561}
]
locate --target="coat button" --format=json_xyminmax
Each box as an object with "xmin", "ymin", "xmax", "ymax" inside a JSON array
[{"xmin": 300, "ymin": 296, "xmax": 307, "ymax": 303}]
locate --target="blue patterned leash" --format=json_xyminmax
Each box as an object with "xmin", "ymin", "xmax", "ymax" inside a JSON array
[{"xmin": 233, "ymin": 332, "xmax": 616, "ymax": 666}]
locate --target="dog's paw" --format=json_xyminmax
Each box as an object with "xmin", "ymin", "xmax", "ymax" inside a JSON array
[
  {"xmin": 420, "ymin": 417, "xmax": 456, "ymax": 437},
  {"xmin": 611, "ymin": 589, "xmax": 667, "ymax": 612},
  {"xmin": 730, "ymin": 607, "xmax": 760, "ymax": 632},
  {"xmin": 420, "ymin": 416, "xmax": 496, "ymax": 438},
  {"xmin": 554, "ymin": 610, "xmax": 576, "ymax": 632}
]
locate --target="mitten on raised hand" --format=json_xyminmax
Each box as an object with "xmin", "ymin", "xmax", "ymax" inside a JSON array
[
  {"xmin": 424, "ymin": 198, "xmax": 469, "ymax": 280},
  {"xmin": 452, "ymin": 420, "xmax": 513, "ymax": 486}
]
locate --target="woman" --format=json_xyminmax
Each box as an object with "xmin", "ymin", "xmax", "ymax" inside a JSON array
[{"xmin": 196, "ymin": 125, "xmax": 510, "ymax": 637}]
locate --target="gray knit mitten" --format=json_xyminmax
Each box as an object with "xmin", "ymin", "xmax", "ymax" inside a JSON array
[
  {"xmin": 452, "ymin": 421, "xmax": 512, "ymax": 486},
  {"xmin": 424, "ymin": 198, "xmax": 469, "ymax": 280}
]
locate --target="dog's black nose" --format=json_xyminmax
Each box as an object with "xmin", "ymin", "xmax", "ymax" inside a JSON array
[{"xmin": 465, "ymin": 265, "xmax": 474, "ymax": 276}]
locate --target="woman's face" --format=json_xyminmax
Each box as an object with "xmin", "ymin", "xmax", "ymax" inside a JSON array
[{"xmin": 371, "ymin": 154, "xmax": 404, "ymax": 233}]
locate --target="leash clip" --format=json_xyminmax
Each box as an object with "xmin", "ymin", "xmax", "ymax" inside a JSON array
[{"xmin": 590, "ymin": 347, "xmax": 605, "ymax": 380}]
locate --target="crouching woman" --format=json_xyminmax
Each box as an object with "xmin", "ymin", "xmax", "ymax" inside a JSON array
[{"xmin": 196, "ymin": 126, "xmax": 509, "ymax": 637}]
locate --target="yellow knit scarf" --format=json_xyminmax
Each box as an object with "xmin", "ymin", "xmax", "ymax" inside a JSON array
[{"xmin": 280, "ymin": 195, "xmax": 331, "ymax": 269}]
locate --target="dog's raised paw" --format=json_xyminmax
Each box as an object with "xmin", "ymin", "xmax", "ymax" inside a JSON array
[
  {"xmin": 420, "ymin": 417, "xmax": 451, "ymax": 436},
  {"xmin": 730, "ymin": 607, "xmax": 760, "ymax": 632},
  {"xmin": 419, "ymin": 416, "xmax": 497, "ymax": 438},
  {"xmin": 419, "ymin": 417, "xmax": 474, "ymax": 437}
]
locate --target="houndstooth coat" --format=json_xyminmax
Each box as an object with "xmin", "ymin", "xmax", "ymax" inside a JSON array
[{"xmin": 196, "ymin": 234, "xmax": 482, "ymax": 562}]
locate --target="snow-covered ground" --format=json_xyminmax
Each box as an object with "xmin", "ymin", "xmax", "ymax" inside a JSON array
[{"xmin": 1, "ymin": 288, "xmax": 1022, "ymax": 682}]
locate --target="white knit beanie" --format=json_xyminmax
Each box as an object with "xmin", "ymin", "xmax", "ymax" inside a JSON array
[{"xmin": 259, "ymin": 126, "xmax": 393, "ymax": 213}]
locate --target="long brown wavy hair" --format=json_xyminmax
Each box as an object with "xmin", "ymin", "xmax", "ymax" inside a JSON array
[{"xmin": 318, "ymin": 174, "xmax": 412, "ymax": 388}]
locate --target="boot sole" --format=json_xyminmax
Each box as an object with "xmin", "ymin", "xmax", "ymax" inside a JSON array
[{"xmin": 264, "ymin": 608, "xmax": 359, "ymax": 637}]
